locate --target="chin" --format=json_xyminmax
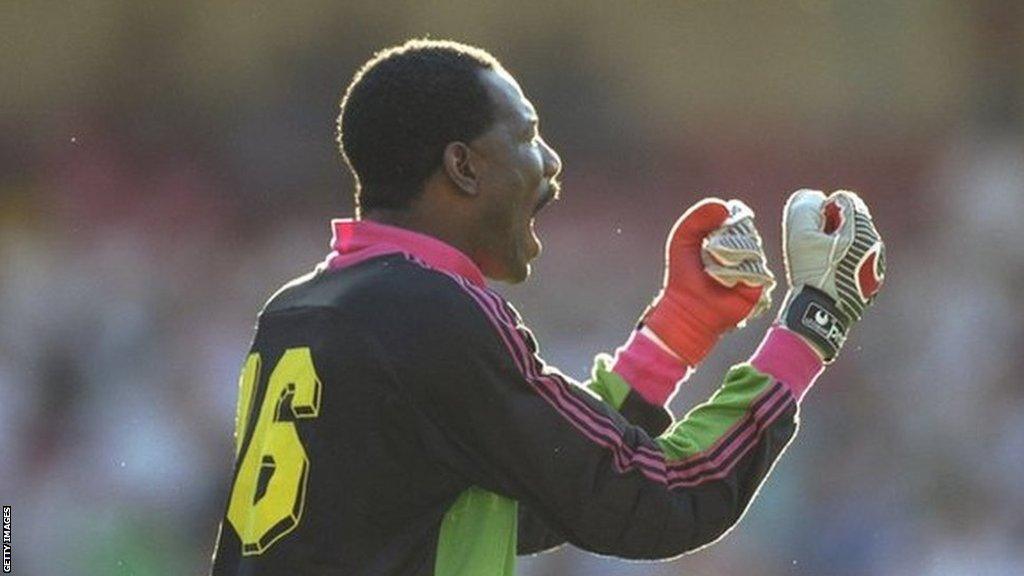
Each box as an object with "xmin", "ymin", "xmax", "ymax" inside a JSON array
[
  {"xmin": 482, "ymin": 233, "xmax": 539, "ymax": 284},
  {"xmin": 484, "ymin": 258, "xmax": 531, "ymax": 284},
  {"xmin": 506, "ymin": 263, "xmax": 532, "ymax": 284}
]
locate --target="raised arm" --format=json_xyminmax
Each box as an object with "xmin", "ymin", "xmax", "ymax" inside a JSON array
[
  {"xmin": 406, "ymin": 189, "xmax": 884, "ymax": 566},
  {"xmin": 518, "ymin": 198, "xmax": 776, "ymax": 554},
  {"xmin": 402, "ymin": 276, "xmax": 807, "ymax": 559}
]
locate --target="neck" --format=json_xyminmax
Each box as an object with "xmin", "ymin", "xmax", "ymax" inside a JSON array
[{"xmin": 362, "ymin": 206, "xmax": 477, "ymax": 263}]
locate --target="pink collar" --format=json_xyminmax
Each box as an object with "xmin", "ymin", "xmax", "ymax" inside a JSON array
[{"xmin": 325, "ymin": 218, "xmax": 486, "ymax": 287}]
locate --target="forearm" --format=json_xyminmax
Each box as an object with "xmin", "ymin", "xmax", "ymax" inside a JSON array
[
  {"xmin": 542, "ymin": 328, "xmax": 823, "ymax": 559},
  {"xmin": 419, "ymin": 280, "xmax": 823, "ymax": 561},
  {"xmin": 519, "ymin": 332, "xmax": 681, "ymax": 556}
]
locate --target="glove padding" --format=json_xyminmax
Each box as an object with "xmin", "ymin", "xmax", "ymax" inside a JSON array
[
  {"xmin": 778, "ymin": 189, "xmax": 886, "ymax": 362},
  {"xmin": 701, "ymin": 200, "xmax": 775, "ymax": 317},
  {"xmin": 642, "ymin": 198, "xmax": 775, "ymax": 365}
]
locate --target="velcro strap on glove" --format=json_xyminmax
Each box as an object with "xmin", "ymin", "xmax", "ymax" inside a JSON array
[{"xmin": 781, "ymin": 286, "xmax": 848, "ymax": 363}]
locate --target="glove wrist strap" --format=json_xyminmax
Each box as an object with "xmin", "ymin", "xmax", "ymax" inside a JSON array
[
  {"xmin": 781, "ymin": 286, "xmax": 848, "ymax": 363},
  {"xmin": 642, "ymin": 294, "xmax": 717, "ymax": 366}
]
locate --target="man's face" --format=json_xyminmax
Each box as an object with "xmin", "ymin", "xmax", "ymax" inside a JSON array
[{"xmin": 467, "ymin": 67, "xmax": 562, "ymax": 283}]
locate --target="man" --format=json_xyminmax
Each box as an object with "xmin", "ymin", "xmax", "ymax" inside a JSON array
[{"xmin": 210, "ymin": 39, "xmax": 885, "ymax": 575}]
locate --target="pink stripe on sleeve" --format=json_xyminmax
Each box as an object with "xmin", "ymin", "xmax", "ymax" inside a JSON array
[
  {"xmin": 611, "ymin": 330, "xmax": 691, "ymax": 406},
  {"xmin": 438, "ymin": 262, "xmax": 798, "ymax": 487},
  {"xmin": 750, "ymin": 326, "xmax": 824, "ymax": 402}
]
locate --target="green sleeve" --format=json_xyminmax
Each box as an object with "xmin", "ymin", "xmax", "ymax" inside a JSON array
[{"xmin": 425, "ymin": 285, "xmax": 800, "ymax": 571}]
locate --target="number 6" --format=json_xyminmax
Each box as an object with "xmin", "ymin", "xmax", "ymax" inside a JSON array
[{"xmin": 226, "ymin": 347, "xmax": 322, "ymax": 555}]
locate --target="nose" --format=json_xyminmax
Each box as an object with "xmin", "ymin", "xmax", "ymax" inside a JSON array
[{"xmin": 540, "ymin": 137, "xmax": 562, "ymax": 180}]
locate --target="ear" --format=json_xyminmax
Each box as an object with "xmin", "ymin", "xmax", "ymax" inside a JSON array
[{"xmin": 442, "ymin": 142, "xmax": 479, "ymax": 196}]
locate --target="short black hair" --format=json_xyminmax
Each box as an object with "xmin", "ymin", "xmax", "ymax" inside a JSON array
[{"xmin": 337, "ymin": 39, "xmax": 501, "ymax": 213}]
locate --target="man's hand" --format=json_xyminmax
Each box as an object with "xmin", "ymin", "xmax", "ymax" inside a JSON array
[
  {"xmin": 641, "ymin": 198, "xmax": 775, "ymax": 365},
  {"xmin": 777, "ymin": 189, "xmax": 886, "ymax": 362}
]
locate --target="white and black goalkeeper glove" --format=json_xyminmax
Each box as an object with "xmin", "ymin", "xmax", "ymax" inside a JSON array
[
  {"xmin": 778, "ymin": 189, "xmax": 886, "ymax": 362},
  {"xmin": 701, "ymin": 199, "xmax": 776, "ymax": 320}
]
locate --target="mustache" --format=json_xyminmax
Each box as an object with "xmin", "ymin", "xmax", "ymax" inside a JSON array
[{"xmin": 534, "ymin": 179, "xmax": 561, "ymax": 214}]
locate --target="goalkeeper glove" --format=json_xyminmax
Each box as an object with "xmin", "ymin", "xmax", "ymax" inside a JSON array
[
  {"xmin": 777, "ymin": 189, "xmax": 886, "ymax": 362},
  {"xmin": 641, "ymin": 198, "xmax": 775, "ymax": 365}
]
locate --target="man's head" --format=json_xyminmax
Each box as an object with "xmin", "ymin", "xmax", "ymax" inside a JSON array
[{"xmin": 337, "ymin": 39, "xmax": 562, "ymax": 283}]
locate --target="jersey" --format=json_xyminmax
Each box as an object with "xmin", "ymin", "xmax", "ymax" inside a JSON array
[{"xmin": 209, "ymin": 218, "xmax": 808, "ymax": 576}]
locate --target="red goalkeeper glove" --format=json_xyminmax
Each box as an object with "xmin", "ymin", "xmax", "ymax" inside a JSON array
[{"xmin": 640, "ymin": 198, "xmax": 775, "ymax": 365}]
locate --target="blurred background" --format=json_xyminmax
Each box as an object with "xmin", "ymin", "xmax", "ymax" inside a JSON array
[{"xmin": 2, "ymin": 1, "xmax": 1022, "ymax": 574}]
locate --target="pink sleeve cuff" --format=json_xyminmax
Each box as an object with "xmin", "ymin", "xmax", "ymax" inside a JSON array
[
  {"xmin": 611, "ymin": 330, "xmax": 692, "ymax": 406},
  {"xmin": 750, "ymin": 325, "xmax": 825, "ymax": 401}
]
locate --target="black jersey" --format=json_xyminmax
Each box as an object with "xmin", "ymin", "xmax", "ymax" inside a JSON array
[{"xmin": 210, "ymin": 219, "xmax": 808, "ymax": 576}]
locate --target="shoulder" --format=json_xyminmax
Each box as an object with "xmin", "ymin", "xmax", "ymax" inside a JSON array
[
  {"xmin": 397, "ymin": 258, "xmax": 516, "ymax": 346},
  {"xmin": 259, "ymin": 254, "xmax": 510, "ymax": 337}
]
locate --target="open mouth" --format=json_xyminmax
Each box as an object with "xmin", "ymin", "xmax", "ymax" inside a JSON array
[{"xmin": 533, "ymin": 180, "xmax": 561, "ymax": 216}]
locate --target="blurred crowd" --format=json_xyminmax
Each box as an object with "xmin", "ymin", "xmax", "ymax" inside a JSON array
[{"xmin": 2, "ymin": 2, "xmax": 1022, "ymax": 575}]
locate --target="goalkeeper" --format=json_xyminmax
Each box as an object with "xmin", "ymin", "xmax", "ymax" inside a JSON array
[{"xmin": 210, "ymin": 39, "xmax": 886, "ymax": 576}]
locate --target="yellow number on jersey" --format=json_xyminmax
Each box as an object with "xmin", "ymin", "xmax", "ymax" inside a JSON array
[{"xmin": 226, "ymin": 347, "xmax": 322, "ymax": 555}]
